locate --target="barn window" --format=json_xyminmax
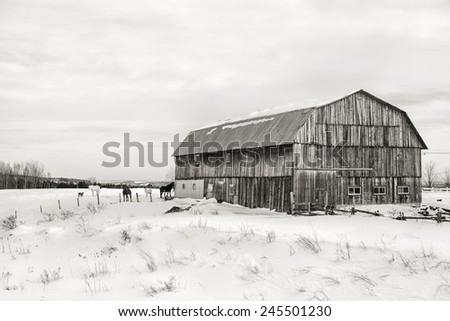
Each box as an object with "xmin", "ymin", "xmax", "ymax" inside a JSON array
[
  {"xmin": 397, "ymin": 186, "xmax": 410, "ymax": 195},
  {"xmin": 225, "ymin": 152, "xmax": 232, "ymax": 166},
  {"xmin": 192, "ymin": 183, "xmax": 196, "ymax": 190},
  {"xmin": 194, "ymin": 154, "xmax": 200, "ymax": 167},
  {"xmin": 348, "ymin": 186, "xmax": 361, "ymax": 196},
  {"xmin": 229, "ymin": 184, "xmax": 235, "ymax": 196},
  {"xmin": 373, "ymin": 186, "xmax": 386, "ymax": 196}
]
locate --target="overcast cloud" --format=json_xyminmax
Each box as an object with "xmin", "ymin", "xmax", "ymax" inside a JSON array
[{"xmin": 1, "ymin": 0, "xmax": 449, "ymax": 180}]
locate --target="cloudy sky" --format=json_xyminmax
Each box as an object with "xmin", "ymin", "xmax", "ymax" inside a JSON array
[{"xmin": 1, "ymin": 0, "xmax": 449, "ymax": 181}]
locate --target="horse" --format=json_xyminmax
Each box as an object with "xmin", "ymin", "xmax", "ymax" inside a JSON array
[
  {"xmin": 78, "ymin": 192, "xmax": 84, "ymax": 197},
  {"xmin": 122, "ymin": 186, "xmax": 132, "ymax": 202},
  {"xmin": 88, "ymin": 185, "xmax": 101, "ymax": 197},
  {"xmin": 144, "ymin": 185, "xmax": 153, "ymax": 198},
  {"xmin": 160, "ymin": 182, "xmax": 174, "ymax": 198}
]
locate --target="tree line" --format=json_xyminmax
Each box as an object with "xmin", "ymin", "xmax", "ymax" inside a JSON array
[
  {"xmin": 423, "ymin": 161, "xmax": 450, "ymax": 188},
  {"xmin": 0, "ymin": 160, "xmax": 92, "ymax": 189}
]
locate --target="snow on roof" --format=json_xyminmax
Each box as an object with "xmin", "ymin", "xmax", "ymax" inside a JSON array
[{"xmin": 221, "ymin": 117, "xmax": 275, "ymax": 130}]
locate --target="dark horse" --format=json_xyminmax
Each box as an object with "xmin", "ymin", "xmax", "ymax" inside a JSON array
[
  {"xmin": 122, "ymin": 185, "xmax": 132, "ymax": 202},
  {"xmin": 160, "ymin": 182, "xmax": 174, "ymax": 198}
]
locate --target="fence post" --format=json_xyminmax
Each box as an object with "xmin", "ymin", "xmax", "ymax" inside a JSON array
[
  {"xmin": 119, "ymin": 193, "xmax": 122, "ymax": 203},
  {"xmin": 97, "ymin": 193, "xmax": 100, "ymax": 205},
  {"xmin": 77, "ymin": 197, "xmax": 80, "ymax": 207},
  {"xmin": 58, "ymin": 200, "xmax": 61, "ymax": 210},
  {"xmin": 290, "ymin": 192, "xmax": 295, "ymax": 215},
  {"xmin": 149, "ymin": 191, "xmax": 152, "ymax": 202},
  {"xmin": 40, "ymin": 205, "xmax": 43, "ymax": 214},
  {"xmin": 351, "ymin": 207, "xmax": 355, "ymax": 216},
  {"xmin": 308, "ymin": 202, "xmax": 311, "ymax": 215},
  {"xmin": 136, "ymin": 193, "xmax": 139, "ymax": 202},
  {"xmin": 14, "ymin": 210, "xmax": 17, "ymax": 219}
]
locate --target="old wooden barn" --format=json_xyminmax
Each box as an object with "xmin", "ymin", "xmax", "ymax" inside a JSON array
[{"xmin": 173, "ymin": 90, "xmax": 427, "ymax": 213}]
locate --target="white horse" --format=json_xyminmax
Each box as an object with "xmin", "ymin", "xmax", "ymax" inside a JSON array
[
  {"xmin": 144, "ymin": 187, "xmax": 153, "ymax": 198},
  {"xmin": 88, "ymin": 185, "xmax": 101, "ymax": 197}
]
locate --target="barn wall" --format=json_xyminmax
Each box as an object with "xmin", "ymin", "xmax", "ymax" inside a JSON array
[
  {"xmin": 296, "ymin": 92, "xmax": 425, "ymax": 148},
  {"xmin": 176, "ymin": 177, "xmax": 292, "ymax": 213},
  {"xmin": 174, "ymin": 179, "xmax": 205, "ymax": 199},
  {"xmin": 294, "ymin": 144, "xmax": 422, "ymax": 178},
  {"xmin": 175, "ymin": 145, "xmax": 293, "ymax": 179},
  {"xmin": 293, "ymin": 170, "xmax": 421, "ymax": 206}
]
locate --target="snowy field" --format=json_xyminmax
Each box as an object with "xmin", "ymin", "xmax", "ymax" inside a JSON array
[{"xmin": 0, "ymin": 189, "xmax": 450, "ymax": 301}]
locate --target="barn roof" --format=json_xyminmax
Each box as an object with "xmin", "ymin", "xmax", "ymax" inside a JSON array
[
  {"xmin": 174, "ymin": 107, "xmax": 316, "ymax": 156},
  {"xmin": 174, "ymin": 89, "xmax": 427, "ymax": 156}
]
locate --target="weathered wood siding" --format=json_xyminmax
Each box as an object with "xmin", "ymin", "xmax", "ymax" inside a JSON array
[
  {"xmin": 296, "ymin": 91, "xmax": 424, "ymax": 148},
  {"xmin": 293, "ymin": 91, "xmax": 424, "ymax": 206},
  {"xmin": 294, "ymin": 171, "xmax": 422, "ymax": 205},
  {"xmin": 175, "ymin": 145, "xmax": 293, "ymax": 213},
  {"xmin": 202, "ymin": 177, "xmax": 292, "ymax": 213},
  {"xmin": 175, "ymin": 145, "xmax": 293, "ymax": 179}
]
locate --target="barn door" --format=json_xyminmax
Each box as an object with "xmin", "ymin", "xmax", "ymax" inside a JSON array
[
  {"xmin": 217, "ymin": 180, "xmax": 225, "ymax": 203},
  {"xmin": 315, "ymin": 188, "xmax": 327, "ymax": 207}
]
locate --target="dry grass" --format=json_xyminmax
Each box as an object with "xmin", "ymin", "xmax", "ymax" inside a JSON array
[
  {"xmin": 40, "ymin": 268, "xmax": 62, "ymax": 285},
  {"xmin": 159, "ymin": 248, "xmax": 196, "ymax": 266},
  {"xmin": 336, "ymin": 236, "xmax": 351, "ymax": 261},
  {"xmin": 433, "ymin": 261, "xmax": 450, "ymax": 270},
  {"xmin": 265, "ymin": 231, "xmax": 276, "ymax": 244},
  {"xmin": 435, "ymin": 276, "xmax": 450, "ymax": 298},
  {"xmin": 141, "ymin": 275, "xmax": 179, "ymax": 297},
  {"xmin": 349, "ymin": 272, "xmax": 377, "ymax": 287},
  {"xmin": 295, "ymin": 233, "xmax": 321, "ymax": 253},
  {"xmin": 138, "ymin": 249, "xmax": 158, "ymax": 272},
  {"xmin": 238, "ymin": 255, "xmax": 265, "ymax": 282},
  {"xmin": 59, "ymin": 209, "xmax": 76, "ymax": 220},
  {"xmin": 82, "ymin": 259, "xmax": 118, "ymax": 279},
  {"xmin": 307, "ymin": 288, "xmax": 329, "ymax": 301}
]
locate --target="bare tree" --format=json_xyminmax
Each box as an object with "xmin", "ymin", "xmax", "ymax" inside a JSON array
[
  {"xmin": 443, "ymin": 168, "xmax": 450, "ymax": 188},
  {"xmin": 12, "ymin": 162, "xmax": 22, "ymax": 188},
  {"xmin": 423, "ymin": 161, "xmax": 438, "ymax": 188},
  {"xmin": 164, "ymin": 164, "xmax": 175, "ymax": 182}
]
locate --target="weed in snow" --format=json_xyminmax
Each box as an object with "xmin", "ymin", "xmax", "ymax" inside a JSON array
[
  {"xmin": 82, "ymin": 259, "xmax": 118, "ymax": 279},
  {"xmin": 141, "ymin": 275, "xmax": 179, "ymax": 297},
  {"xmin": 137, "ymin": 222, "xmax": 153, "ymax": 232},
  {"xmin": 265, "ymin": 231, "xmax": 276, "ymax": 244},
  {"xmin": 336, "ymin": 236, "xmax": 351, "ymax": 261},
  {"xmin": 76, "ymin": 215, "xmax": 91, "ymax": 234},
  {"xmin": 119, "ymin": 228, "xmax": 132, "ymax": 244},
  {"xmin": 307, "ymin": 288, "xmax": 329, "ymax": 301},
  {"xmin": 435, "ymin": 276, "xmax": 450, "ymax": 298},
  {"xmin": 41, "ymin": 212, "xmax": 57, "ymax": 222},
  {"xmin": 349, "ymin": 272, "xmax": 377, "ymax": 288},
  {"xmin": 159, "ymin": 248, "xmax": 196, "ymax": 266},
  {"xmin": 295, "ymin": 233, "xmax": 321, "ymax": 254},
  {"xmin": 59, "ymin": 209, "xmax": 76, "ymax": 220},
  {"xmin": 138, "ymin": 249, "xmax": 158, "ymax": 272},
  {"xmin": 238, "ymin": 255, "xmax": 265, "ymax": 282},
  {"xmin": 322, "ymin": 276, "xmax": 341, "ymax": 286},
  {"xmin": 1, "ymin": 215, "xmax": 17, "ymax": 230},
  {"xmin": 40, "ymin": 268, "xmax": 62, "ymax": 285},
  {"xmin": 433, "ymin": 261, "xmax": 450, "ymax": 270}
]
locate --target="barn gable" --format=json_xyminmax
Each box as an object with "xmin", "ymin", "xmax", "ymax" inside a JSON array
[{"xmin": 297, "ymin": 90, "xmax": 428, "ymax": 149}]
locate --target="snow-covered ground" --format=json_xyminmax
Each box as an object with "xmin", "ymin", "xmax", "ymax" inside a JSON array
[{"xmin": 1, "ymin": 188, "xmax": 450, "ymax": 301}]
